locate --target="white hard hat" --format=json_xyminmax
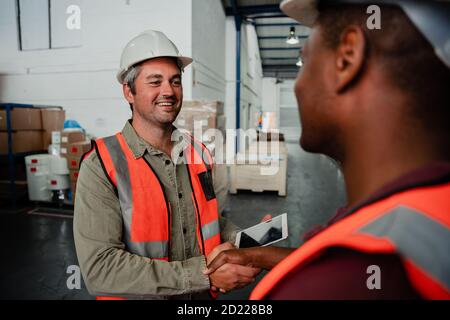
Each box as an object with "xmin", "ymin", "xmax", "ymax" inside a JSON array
[
  {"xmin": 280, "ymin": 0, "xmax": 450, "ymax": 69},
  {"xmin": 117, "ymin": 30, "xmax": 193, "ymax": 84}
]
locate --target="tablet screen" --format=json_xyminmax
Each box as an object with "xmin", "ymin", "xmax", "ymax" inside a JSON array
[{"xmin": 237, "ymin": 215, "xmax": 285, "ymax": 248}]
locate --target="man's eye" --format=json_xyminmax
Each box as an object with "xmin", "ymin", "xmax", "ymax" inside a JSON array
[
  {"xmin": 172, "ymin": 79, "xmax": 181, "ymax": 86},
  {"xmin": 149, "ymin": 81, "xmax": 161, "ymax": 86}
]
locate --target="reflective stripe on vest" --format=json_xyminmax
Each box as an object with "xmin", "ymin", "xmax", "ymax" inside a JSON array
[
  {"xmin": 184, "ymin": 135, "xmax": 221, "ymax": 256},
  {"xmin": 358, "ymin": 205, "xmax": 450, "ymax": 293},
  {"xmin": 95, "ymin": 133, "xmax": 221, "ymax": 261},
  {"xmin": 250, "ymin": 183, "xmax": 450, "ymax": 300}
]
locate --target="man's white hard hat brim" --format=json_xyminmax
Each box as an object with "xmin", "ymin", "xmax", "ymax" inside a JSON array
[{"xmin": 116, "ymin": 55, "xmax": 193, "ymax": 84}]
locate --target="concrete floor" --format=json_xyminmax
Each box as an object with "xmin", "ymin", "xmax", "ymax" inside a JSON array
[{"xmin": 0, "ymin": 142, "xmax": 346, "ymax": 300}]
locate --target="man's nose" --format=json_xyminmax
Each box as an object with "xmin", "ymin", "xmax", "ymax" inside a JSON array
[{"xmin": 160, "ymin": 80, "xmax": 175, "ymax": 96}]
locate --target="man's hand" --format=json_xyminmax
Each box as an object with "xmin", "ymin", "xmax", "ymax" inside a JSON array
[
  {"xmin": 207, "ymin": 242, "xmax": 235, "ymax": 265},
  {"xmin": 205, "ymin": 244, "xmax": 261, "ymax": 293},
  {"xmin": 204, "ymin": 248, "xmax": 256, "ymax": 276},
  {"xmin": 205, "ymin": 246, "xmax": 295, "ymax": 277},
  {"xmin": 207, "ymin": 262, "xmax": 260, "ymax": 293}
]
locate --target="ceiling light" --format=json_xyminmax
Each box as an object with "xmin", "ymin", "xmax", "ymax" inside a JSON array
[{"xmin": 286, "ymin": 26, "xmax": 299, "ymax": 45}]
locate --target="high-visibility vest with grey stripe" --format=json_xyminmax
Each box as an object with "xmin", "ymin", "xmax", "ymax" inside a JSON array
[
  {"xmin": 94, "ymin": 133, "xmax": 221, "ymax": 261},
  {"xmin": 251, "ymin": 183, "xmax": 450, "ymax": 300}
]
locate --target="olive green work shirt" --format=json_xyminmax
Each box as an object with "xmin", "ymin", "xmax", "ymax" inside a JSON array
[{"xmin": 73, "ymin": 121, "xmax": 239, "ymax": 299}]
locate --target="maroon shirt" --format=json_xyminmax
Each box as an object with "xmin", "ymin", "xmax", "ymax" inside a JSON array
[{"xmin": 266, "ymin": 162, "xmax": 450, "ymax": 300}]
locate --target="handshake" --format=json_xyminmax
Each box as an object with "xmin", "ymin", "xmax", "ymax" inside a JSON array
[
  {"xmin": 203, "ymin": 241, "xmax": 260, "ymax": 294},
  {"xmin": 203, "ymin": 214, "xmax": 273, "ymax": 294}
]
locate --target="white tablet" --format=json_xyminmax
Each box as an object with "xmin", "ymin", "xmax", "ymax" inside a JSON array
[{"xmin": 235, "ymin": 213, "xmax": 288, "ymax": 248}]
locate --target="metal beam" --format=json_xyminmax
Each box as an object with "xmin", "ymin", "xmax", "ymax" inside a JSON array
[
  {"xmin": 260, "ymin": 47, "xmax": 302, "ymax": 51},
  {"xmin": 263, "ymin": 57, "xmax": 298, "ymax": 60},
  {"xmin": 249, "ymin": 14, "xmax": 287, "ymax": 19},
  {"xmin": 232, "ymin": 0, "xmax": 241, "ymax": 153},
  {"xmin": 225, "ymin": 5, "xmax": 281, "ymax": 16},
  {"xmin": 258, "ymin": 35, "xmax": 309, "ymax": 40},
  {"xmin": 262, "ymin": 64, "xmax": 299, "ymax": 69},
  {"xmin": 255, "ymin": 22, "xmax": 301, "ymax": 27}
]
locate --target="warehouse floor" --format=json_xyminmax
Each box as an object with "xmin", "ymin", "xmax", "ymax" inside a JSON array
[{"xmin": 0, "ymin": 142, "xmax": 346, "ymax": 300}]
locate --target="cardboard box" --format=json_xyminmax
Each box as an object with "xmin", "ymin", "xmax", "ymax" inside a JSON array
[
  {"xmin": 65, "ymin": 153, "xmax": 84, "ymax": 170},
  {"xmin": 61, "ymin": 131, "xmax": 85, "ymax": 144},
  {"xmin": 66, "ymin": 141, "xmax": 91, "ymax": 157},
  {"xmin": 40, "ymin": 109, "xmax": 65, "ymax": 150},
  {"xmin": 70, "ymin": 181, "xmax": 77, "ymax": 203},
  {"xmin": 71, "ymin": 181, "xmax": 77, "ymax": 192},
  {"xmin": 0, "ymin": 111, "xmax": 4, "ymax": 130},
  {"xmin": 0, "ymin": 108, "xmax": 42, "ymax": 130},
  {"xmin": 69, "ymin": 169, "xmax": 79, "ymax": 183},
  {"xmin": 175, "ymin": 112, "xmax": 226, "ymax": 135},
  {"xmin": 182, "ymin": 100, "xmax": 224, "ymax": 115},
  {"xmin": 41, "ymin": 108, "xmax": 65, "ymax": 132},
  {"xmin": 0, "ymin": 131, "xmax": 44, "ymax": 153}
]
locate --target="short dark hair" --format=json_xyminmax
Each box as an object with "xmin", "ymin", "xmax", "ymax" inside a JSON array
[{"xmin": 317, "ymin": 4, "xmax": 450, "ymax": 132}]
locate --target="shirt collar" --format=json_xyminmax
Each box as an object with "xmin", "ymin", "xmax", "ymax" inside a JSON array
[
  {"xmin": 121, "ymin": 120, "xmax": 189, "ymax": 159},
  {"xmin": 121, "ymin": 120, "xmax": 162, "ymax": 158}
]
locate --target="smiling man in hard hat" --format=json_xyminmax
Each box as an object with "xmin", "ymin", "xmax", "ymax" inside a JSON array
[
  {"xmin": 73, "ymin": 30, "xmax": 260, "ymax": 299},
  {"xmin": 205, "ymin": 0, "xmax": 450, "ymax": 299}
]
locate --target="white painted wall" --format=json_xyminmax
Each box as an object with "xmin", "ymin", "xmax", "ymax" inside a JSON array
[
  {"xmin": 224, "ymin": 17, "xmax": 236, "ymax": 130},
  {"xmin": 224, "ymin": 19, "xmax": 263, "ymax": 132},
  {"xmin": 0, "ymin": 0, "xmax": 193, "ymax": 138},
  {"xmin": 240, "ymin": 23, "xmax": 263, "ymax": 130},
  {"xmin": 279, "ymin": 79, "xmax": 301, "ymax": 142},
  {"xmin": 262, "ymin": 78, "xmax": 278, "ymax": 113},
  {"xmin": 191, "ymin": 0, "xmax": 226, "ymax": 102}
]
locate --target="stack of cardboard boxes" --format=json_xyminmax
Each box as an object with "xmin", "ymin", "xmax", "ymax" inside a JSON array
[
  {"xmin": 0, "ymin": 107, "xmax": 66, "ymax": 154},
  {"xmin": 0, "ymin": 108, "xmax": 43, "ymax": 153},
  {"xmin": 41, "ymin": 108, "xmax": 66, "ymax": 150},
  {"xmin": 60, "ymin": 131, "xmax": 91, "ymax": 203},
  {"xmin": 175, "ymin": 100, "xmax": 226, "ymax": 142}
]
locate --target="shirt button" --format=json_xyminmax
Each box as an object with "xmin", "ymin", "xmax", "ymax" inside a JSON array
[
  {"xmin": 178, "ymin": 193, "xmax": 183, "ymax": 199},
  {"xmin": 179, "ymin": 151, "xmax": 183, "ymax": 157},
  {"xmin": 183, "ymin": 228, "xmax": 187, "ymax": 234},
  {"xmin": 165, "ymin": 159, "xmax": 171, "ymax": 165}
]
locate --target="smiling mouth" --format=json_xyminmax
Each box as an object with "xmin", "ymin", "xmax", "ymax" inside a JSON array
[{"xmin": 156, "ymin": 101, "xmax": 176, "ymax": 107}]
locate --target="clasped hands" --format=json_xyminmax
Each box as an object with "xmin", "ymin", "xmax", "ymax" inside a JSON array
[
  {"xmin": 203, "ymin": 242, "xmax": 259, "ymax": 293},
  {"xmin": 203, "ymin": 214, "xmax": 272, "ymax": 294}
]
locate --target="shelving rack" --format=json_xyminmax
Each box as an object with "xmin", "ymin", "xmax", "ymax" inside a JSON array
[{"xmin": 0, "ymin": 103, "xmax": 45, "ymax": 209}]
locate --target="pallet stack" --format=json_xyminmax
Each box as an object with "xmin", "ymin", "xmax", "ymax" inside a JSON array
[
  {"xmin": 230, "ymin": 133, "xmax": 288, "ymax": 197},
  {"xmin": 60, "ymin": 131, "xmax": 91, "ymax": 203},
  {"xmin": 175, "ymin": 100, "xmax": 226, "ymax": 143},
  {"xmin": 0, "ymin": 108, "xmax": 43, "ymax": 153}
]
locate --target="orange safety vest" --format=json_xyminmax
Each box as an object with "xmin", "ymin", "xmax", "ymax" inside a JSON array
[
  {"xmin": 87, "ymin": 132, "xmax": 221, "ymax": 299},
  {"xmin": 250, "ymin": 182, "xmax": 450, "ymax": 300}
]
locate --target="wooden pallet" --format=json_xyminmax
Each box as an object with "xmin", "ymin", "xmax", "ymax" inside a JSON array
[{"xmin": 229, "ymin": 142, "xmax": 288, "ymax": 196}]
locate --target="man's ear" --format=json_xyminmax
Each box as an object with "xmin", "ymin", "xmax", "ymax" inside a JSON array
[
  {"xmin": 123, "ymin": 83, "xmax": 135, "ymax": 104},
  {"xmin": 335, "ymin": 25, "xmax": 366, "ymax": 92}
]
